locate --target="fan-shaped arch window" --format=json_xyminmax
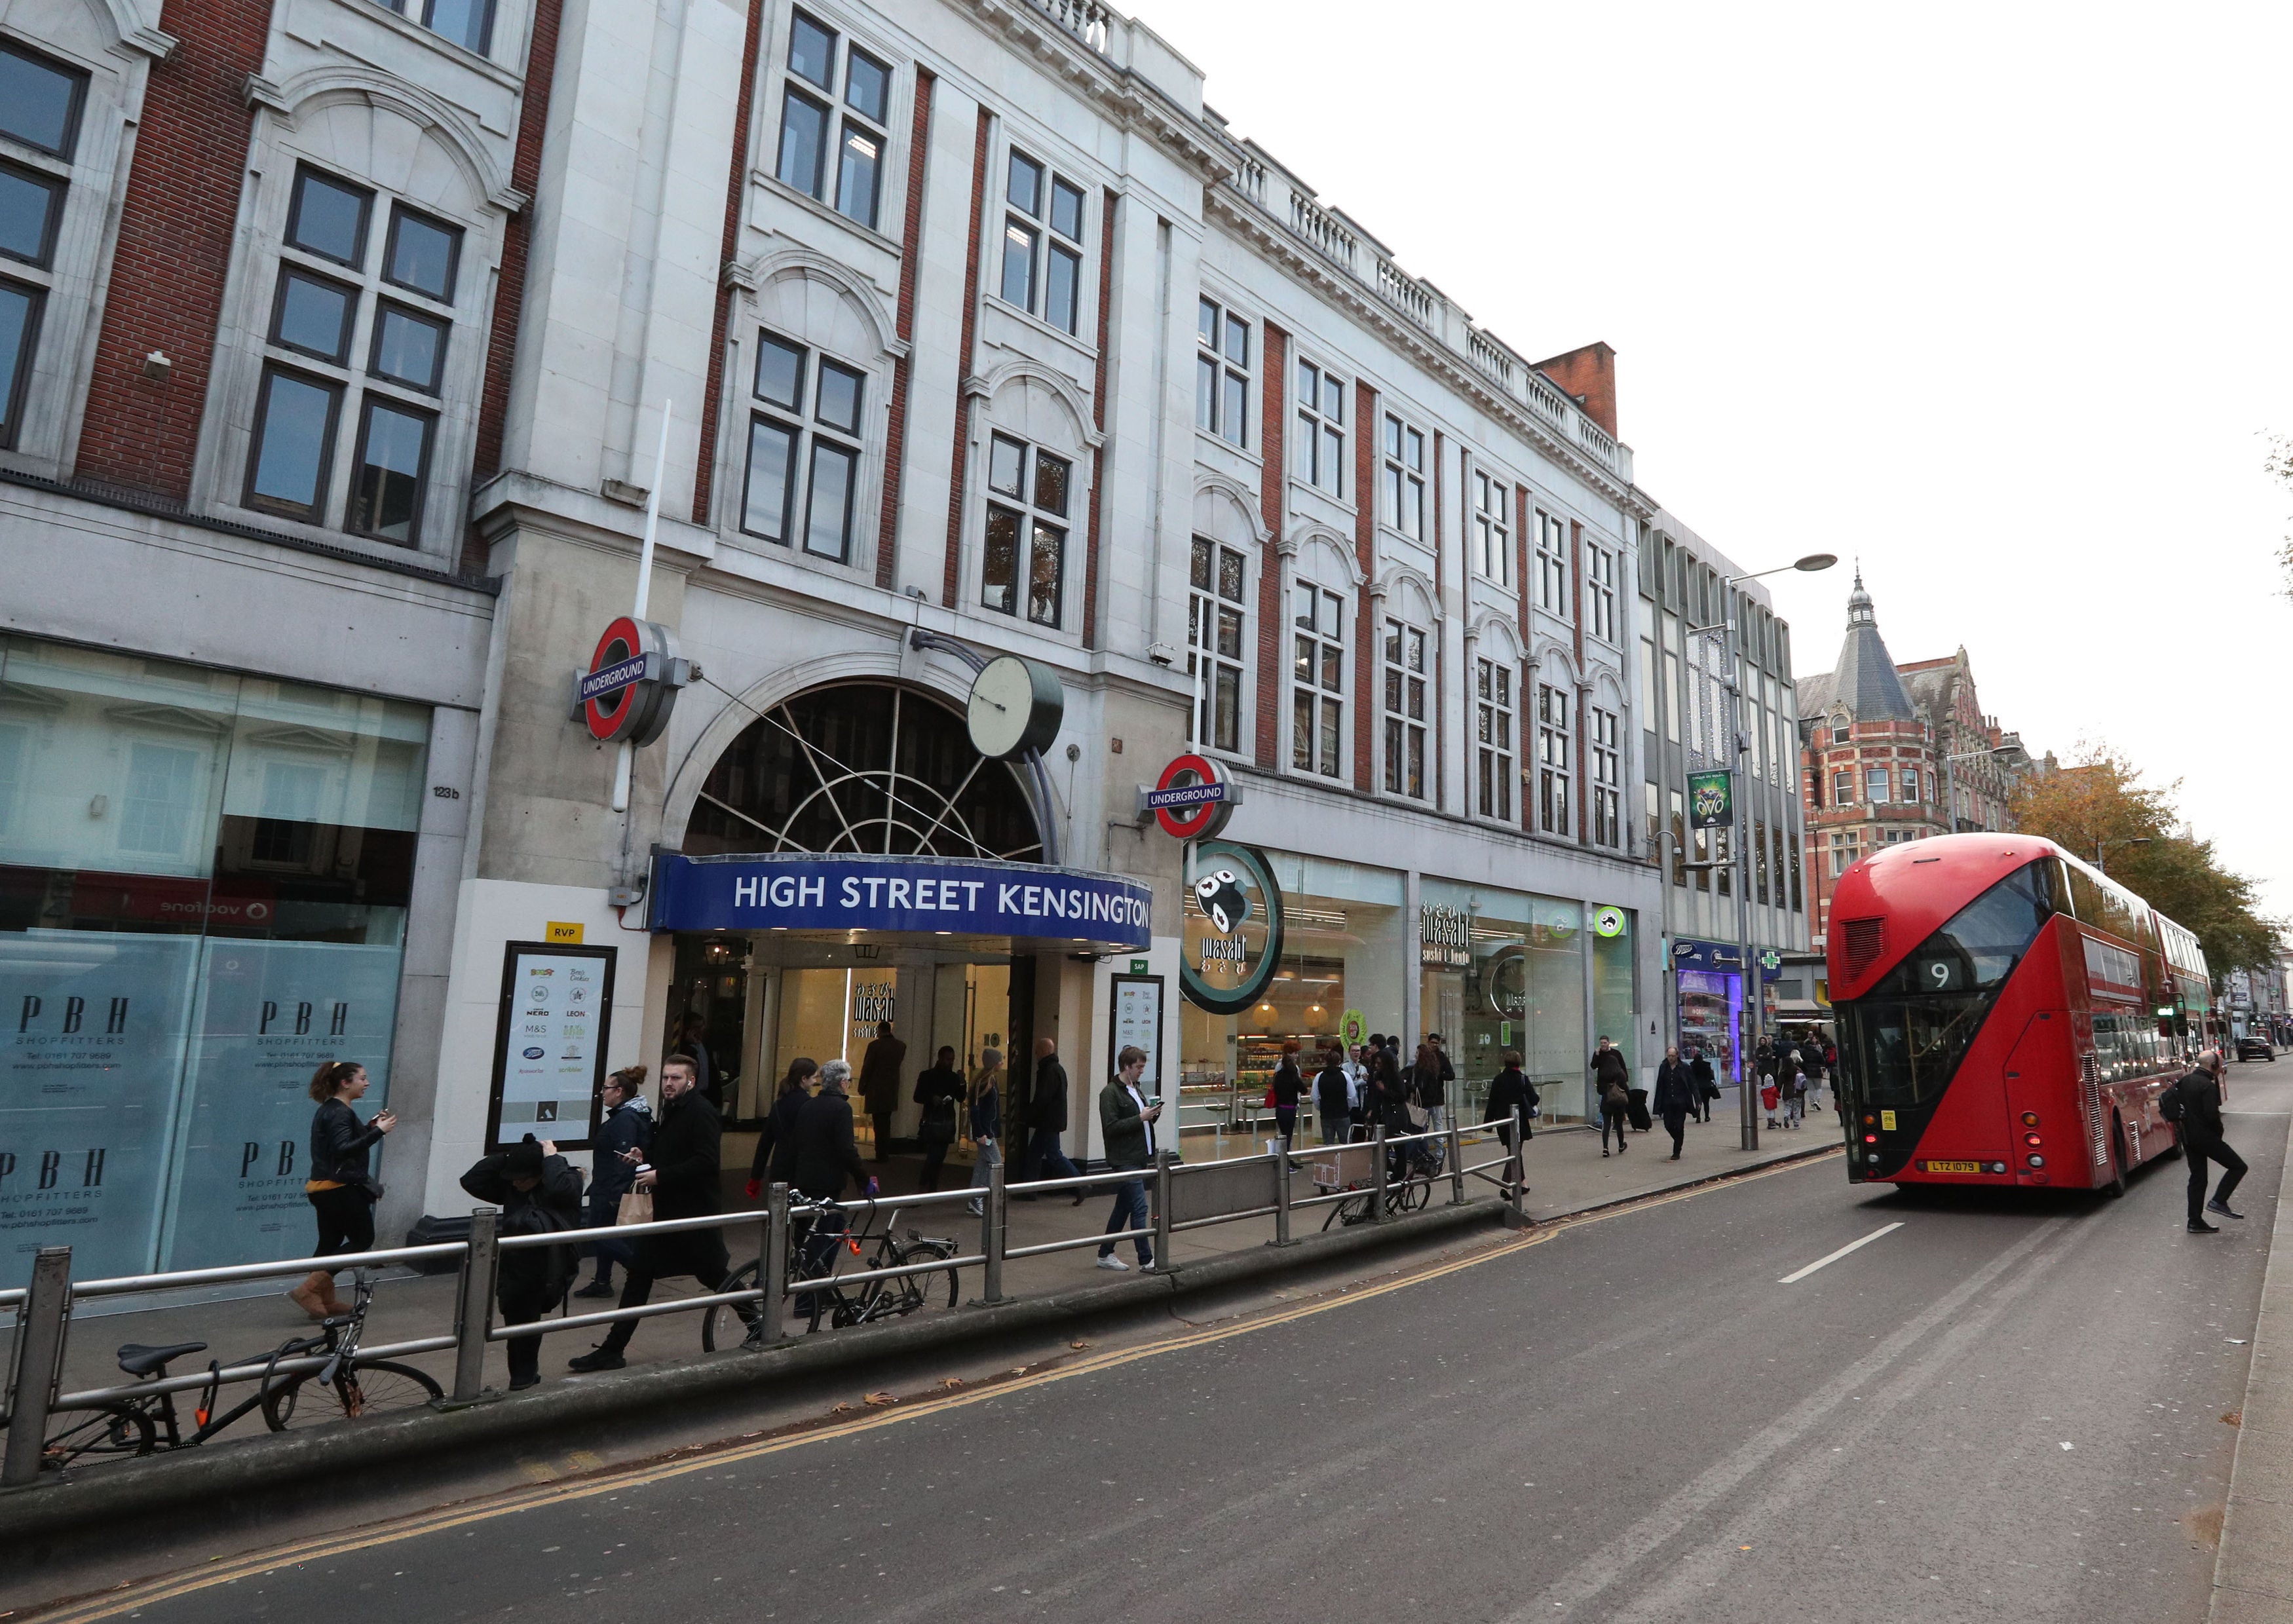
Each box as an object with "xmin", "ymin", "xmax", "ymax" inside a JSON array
[{"xmin": 685, "ymin": 682, "xmax": 1042, "ymax": 859}]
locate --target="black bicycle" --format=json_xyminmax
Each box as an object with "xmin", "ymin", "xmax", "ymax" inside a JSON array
[
  {"xmin": 702, "ymin": 1198, "xmax": 960, "ymax": 1349},
  {"xmin": 1320, "ymin": 1159, "xmax": 1431, "ymax": 1230},
  {"xmin": 38, "ymin": 1271, "xmax": 440, "ymax": 1467}
]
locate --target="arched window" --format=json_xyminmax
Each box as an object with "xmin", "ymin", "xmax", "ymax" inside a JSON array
[{"xmin": 685, "ymin": 683, "xmax": 1040, "ymax": 860}]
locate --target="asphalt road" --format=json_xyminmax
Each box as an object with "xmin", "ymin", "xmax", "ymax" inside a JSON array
[{"xmin": 46, "ymin": 1064, "xmax": 2292, "ymax": 1624}]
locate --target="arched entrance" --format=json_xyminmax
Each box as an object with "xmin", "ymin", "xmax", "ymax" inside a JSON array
[
  {"xmin": 684, "ymin": 681, "xmax": 1043, "ymax": 860},
  {"xmin": 664, "ymin": 681, "xmax": 1050, "ymax": 1154}
]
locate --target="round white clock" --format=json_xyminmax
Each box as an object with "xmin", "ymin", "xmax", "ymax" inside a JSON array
[{"xmin": 965, "ymin": 655, "xmax": 1065, "ymax": 760}]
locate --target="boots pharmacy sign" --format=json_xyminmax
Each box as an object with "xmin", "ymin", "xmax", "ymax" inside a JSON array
[{"xmin": 1182, "ymin": 842, "xmax": 1285, "ymax": 1016}]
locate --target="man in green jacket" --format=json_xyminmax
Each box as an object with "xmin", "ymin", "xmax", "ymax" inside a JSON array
[{"xmin": 1095, "ymin": 1045, "xmax": 1160, "ymax": 1272}]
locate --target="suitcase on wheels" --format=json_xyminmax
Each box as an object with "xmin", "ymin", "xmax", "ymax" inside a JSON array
[{"xmin": 1626, "ymin": 1087, "xmax": 1651, "ymax": 1132}]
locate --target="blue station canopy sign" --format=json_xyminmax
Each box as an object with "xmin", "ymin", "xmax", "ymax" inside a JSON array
[{"xmin": 650, "ymin": 852, "xmax": 1153, "ymax": 951}]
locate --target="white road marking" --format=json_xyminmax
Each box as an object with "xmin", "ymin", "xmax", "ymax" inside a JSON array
[{"xmin": 1779, "ymin": 1222, "xmax": 1905, "ymax": 1283}]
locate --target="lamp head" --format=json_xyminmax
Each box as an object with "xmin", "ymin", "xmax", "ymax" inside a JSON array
[{"xmin": 1793, "ymin": 554, "xmax": 1839, "ymax": 573}]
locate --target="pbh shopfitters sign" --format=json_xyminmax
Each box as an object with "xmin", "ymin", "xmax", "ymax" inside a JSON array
[{"xmin": 649, "ymin": 852, "xmax": 1152, "ymax": 950}]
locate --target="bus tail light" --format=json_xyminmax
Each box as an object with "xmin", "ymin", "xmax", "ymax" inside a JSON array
[
  {"xmin": 2021, "ymin": 1111, "xmax": 2040, "ymax": 1127},
  {"xmin": 2024, "ymin": 1132, "xmax": 2043, "ymax": 1147},
  {"xmin": 2026, "ymin": 1153, "xmax": 2045, "ymax": 1168},
  {"xmin": 1863, "ymin": 1134, "xmax": 1878, "ymax": 1144}
]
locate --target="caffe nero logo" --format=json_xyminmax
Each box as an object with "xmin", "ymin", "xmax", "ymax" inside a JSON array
[{"xmin": 1181, "ymin": 842, "xmax": 1283, "ymax": 1017}]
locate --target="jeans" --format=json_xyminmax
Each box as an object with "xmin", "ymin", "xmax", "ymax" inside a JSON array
[
  {"xmin": 2186, "ymin": 1136, "xmax": 2248, "ymax": 1220},
  {"xmin": 584, "ymin": 1196, "xmax": 635, "ymax": 1283},
  {"xmin": 1663, "ymin": 1111, "xmax": 1687, "ymax": 1157},
  {"xmin": 596, "ymin": 1254, "xmax": 739, "ymax": 1355},
  {"xmin": 1026, "ymin": 1125, "xmax": 1080, "ymax": 1184},
  {"xmin": 1099, "ymin": 1176, "xmax": 1151, "ymax": 1264},
  {"xmin": 869, "ymin": 1110, "xmax": 894, "ymax": 1160},
  {"xmin": 1321, "ymin": 1109, "xmax": 1350, "ymax": 1147},
  {"xmin": 967, "ymin": 1137, "xmax": 1001, "ymax": 1207},
  {"xmin": 1274, "ymin": 1107, "xmax": 1297, "ymax": 1151},
  {"xmin": 916, "ymin": 1135, "xmax": 953, "ymax": 1191},
  {"xmin": 1426, "ymin": 1105, "xmax": 1448, "ymax": 1136}
]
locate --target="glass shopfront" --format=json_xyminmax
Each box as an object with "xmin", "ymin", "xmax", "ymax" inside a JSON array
[
  {"xmin": 0, "ymin": 637, "xmax": 428, "ymax": 1282},
  {"xmin": 1180, "ymin": 852, "xmax": 1406, "ymax": 1144},
  {"xmin": 1419, "ymin": 882, "xmax": 1604, "ymax": 1124}
]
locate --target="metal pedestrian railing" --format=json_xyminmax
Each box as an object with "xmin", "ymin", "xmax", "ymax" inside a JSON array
[{"xmin": 0, "ymin": 1110, "xmax": 1526, "ymax": 1487}]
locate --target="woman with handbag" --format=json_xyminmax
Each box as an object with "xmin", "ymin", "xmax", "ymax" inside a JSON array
[
  {"xmin": 912, "ymin": 1046, "xmax": 966, "ymax": 1190},
  {"xmin": 1268, "ymin": 1042, "xmax": 1304, "ymax": 1152},
  {"xmin": 290, "ymin": 1059, "xmax": 394, "ymax": 1320},
  {"xmin": 1484, "ymin": 1050, "xmax": 1538, "ymax": 1152}
]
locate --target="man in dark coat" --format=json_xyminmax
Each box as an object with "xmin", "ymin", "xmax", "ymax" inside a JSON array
[
  {"xmin": 571, "ymin": 1055, "xmax": 749, "ymax": 1370},
  {"xmin": 1020, "ymin": 1035, "xmax": 1083, "ymax": 1198},
  {"xmin": 461, "ymin": 1136, "xmax": 584, "ymax": 1389},
  {"xmin": 577, "ymin": 1067, "xmax": 653, "ymax": 1298},
  {"xmin": 790, "ymin": 1059, "xmax": 879, "ymax": 1317},
  {"xmin": 1688, "ymin": 1048, "xmax": 1717, "ymax": 1122},
  {"xmin": 2175, "ymin": 1049, "xmax": 2247, "ymax": 1234},
  {"xmin": 856, "ymin": 1021, "xmax": 907, "ymax": 1161},
  {"xmin": 1653, "ymin": 1046, "xmax": 1694, "ymax": 1161}
]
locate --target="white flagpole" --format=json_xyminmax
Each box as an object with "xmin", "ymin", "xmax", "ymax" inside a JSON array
[{"xmin": 612, "ymin": 401, "xmax": 673, "ymax": 814}]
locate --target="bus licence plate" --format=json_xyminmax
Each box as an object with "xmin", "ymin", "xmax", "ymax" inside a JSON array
[{"xmin": 1923, "ymin": 1160, "xmax": 1982, "ymax": 1173}]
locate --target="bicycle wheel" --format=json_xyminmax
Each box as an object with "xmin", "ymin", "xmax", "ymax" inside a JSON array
[
  {"xmin": 263, "ymin": 1360, "xmax": 441, "ymax": 1430},
  {"xmin": 1392, "ymin": 1175, "xmax": 1428, "ymax": 1215},
  {"xmin": 700, "ymin": 1260, "xmax": 763, "ymax": 1352},
  {"xmin": 890, "ymin": 1238, "xmax": 960, "ymax": 1314},
  {"xmin": 43, "ymin": 1403, "xmax": 155, "ymax": 1468}
]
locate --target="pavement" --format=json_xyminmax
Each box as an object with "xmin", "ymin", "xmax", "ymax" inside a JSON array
[
  {"xmin": 4, "ymin": 1086, "xmax": 1811, "ymax": 1407},
  {"xmin": 9, "ymin": 1064, "xmax": 2287, "ymax": 1623}
]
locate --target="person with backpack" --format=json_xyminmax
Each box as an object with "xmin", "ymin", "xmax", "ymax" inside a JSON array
[
  {"xmin": 1590, "ymin": 1038, "xmax": 1631, "ymax": 1152},
  {"xmin": 1688, "ymin": 1046, "xmax": 1718, "ymax": 1123},
  {"xmin": 2165, "ymin": 1049, "xmax": 2246, "ymax": 1233},
  {"xmin": 1314, "ymin": 1044, "xmax": 1352, "ymax": 1148},
  {"xmin": 460, "ymin": 1135, "xmax": 584, "ymax": 1390}
]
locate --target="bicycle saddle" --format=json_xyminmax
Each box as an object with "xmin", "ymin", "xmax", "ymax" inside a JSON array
[{"xmin": 116, "ymin": 1340, "xmax": 208, "ymax": 1375}]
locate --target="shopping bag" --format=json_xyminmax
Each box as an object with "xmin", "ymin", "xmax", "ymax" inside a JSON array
[{"xmin": 616, "ymin": 1190, "xmax": 654, "ymax": 1226}]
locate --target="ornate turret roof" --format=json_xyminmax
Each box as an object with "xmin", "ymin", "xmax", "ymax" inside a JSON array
[{"xmin": 1823, "ymin": 570, "xmax": 1920, "ymax": 723}]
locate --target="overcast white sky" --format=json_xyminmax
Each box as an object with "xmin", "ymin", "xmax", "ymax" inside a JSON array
[{"xmin": 1131, "ymin": 0, "xmax": 2293, "ymax": 924}]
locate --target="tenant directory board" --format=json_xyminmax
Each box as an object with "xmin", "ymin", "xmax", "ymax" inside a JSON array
[{"xmin": 486, "ymin": 941, "xmax": 615, "ymax": 1150}]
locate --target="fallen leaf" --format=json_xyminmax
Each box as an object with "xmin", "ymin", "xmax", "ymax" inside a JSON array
[
  {"xmin": 2222, "ymin": 1412, "xmax": 2243, "ymax": 1427},
  {"xmin": 863, "ymin": 1391, "xmax": 895, "ymax": 1407},
  {"xmin": 827, "ymin": 1402, "xmax": 853, "ymax": 1415},
  {"xmin": 1071, "ymin": 1340, "xmax": 1091, "ymax": 1350},
  {"xmin": 939, "ymin": 1377, "xmax": 964, "ymax": 1389}
]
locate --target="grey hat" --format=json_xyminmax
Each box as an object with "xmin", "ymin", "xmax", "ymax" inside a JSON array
[{"xmin": 979, "ymin": 1047, "xmax": 1002, "ymax": 1069}]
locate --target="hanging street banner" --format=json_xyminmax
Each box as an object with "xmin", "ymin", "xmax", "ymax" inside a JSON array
[{"xmin": 1688, "ymin": 769, "xmax": 1735, "ymax": 829}]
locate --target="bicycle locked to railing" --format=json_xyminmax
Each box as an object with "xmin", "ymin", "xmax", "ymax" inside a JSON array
[{"xmin": 0, "ymin": 1111, "xmax": 1528, "ymax": 1486}]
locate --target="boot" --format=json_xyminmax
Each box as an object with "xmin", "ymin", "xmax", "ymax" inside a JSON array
[{"xmin": 288, "ymin": 1271, "xmax": 334, "ymax": 1321}]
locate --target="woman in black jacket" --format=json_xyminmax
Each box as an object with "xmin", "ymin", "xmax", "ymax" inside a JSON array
[
  {"xmin": 747, "ymin": 1057, "xmax": 819, "ymax": 1197},
  {"xmin": 1652, "ymin": 1046, "xmax": 1694, "ymax": 1160},
  {"xmin": 460, "ymin": 1137, "xmax": 584, "ymax": 1389},
  {"xmin": 1270, "ymin": 1042, "xmax": 1305, "ymax": 1152},
  {"xmin": 291, "ymin": 1059, "xmax": 394, "ymax": 1321},
  {"xmin": 1484, "ymin": 1050, "xmax": 1538, "ymax": 1150},
  {"xmin": 1314, "ymin": 1046, "xmax": 1352, "ymax": 1147}
]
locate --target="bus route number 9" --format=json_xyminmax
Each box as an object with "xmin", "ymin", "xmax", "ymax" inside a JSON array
[{"xmin": 1916, "ymin": 956, "xmax": 1962, "ymax": 992}]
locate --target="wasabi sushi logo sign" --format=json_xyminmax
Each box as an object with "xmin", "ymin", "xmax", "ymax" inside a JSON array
[{"xmin": 1181, "ymin": 842, "xmax": 1284, "ymax": 1017}]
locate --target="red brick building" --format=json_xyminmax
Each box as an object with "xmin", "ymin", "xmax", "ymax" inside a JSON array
[{"xmin": 1795, "ymin": 574, "xmax": 2039, "ymax": 945}]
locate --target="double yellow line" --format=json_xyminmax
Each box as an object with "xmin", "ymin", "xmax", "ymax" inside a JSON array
[{"xmin": 33, "ymin": 1150, "xmax": 1832, "ymax": 1621}]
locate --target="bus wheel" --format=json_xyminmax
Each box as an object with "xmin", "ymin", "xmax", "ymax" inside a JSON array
[{"xmin": 2104, "ymin": 1121, "xmax": 2128, "ymax": 1199}]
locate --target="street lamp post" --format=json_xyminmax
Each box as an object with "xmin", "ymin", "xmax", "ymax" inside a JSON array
[
  {"xmin": 1694, "ymin": 551, "xmax": 1836, "ymax": 1153},
  {"xmin": 2094, "ymin": 836, "xmax": 2151, "ymax": 875}
]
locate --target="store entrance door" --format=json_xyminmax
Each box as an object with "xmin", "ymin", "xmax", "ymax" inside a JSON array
[{"xmin": 677, "ymin": 934, "xmax": 1036, "ymax": 1167}]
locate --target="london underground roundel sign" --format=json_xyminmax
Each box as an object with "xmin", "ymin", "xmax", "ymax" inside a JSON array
[
  {"xmin": 580, "ymin": 615, "xmax": 682, "ymax": 746},
  {"xmin": 1146, "ymin": 753, "xmax": 1236, "ymax": 840}
]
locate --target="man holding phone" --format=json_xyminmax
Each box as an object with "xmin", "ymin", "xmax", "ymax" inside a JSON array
[{"xmin": 1095, "ymin": 1045, "xmax": 1159, "ymax": 1272}]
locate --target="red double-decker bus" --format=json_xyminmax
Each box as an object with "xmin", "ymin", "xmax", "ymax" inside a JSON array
[{"xmin": 1827, "ymin": 832, "xmax": 2208, "ymax": 1190}]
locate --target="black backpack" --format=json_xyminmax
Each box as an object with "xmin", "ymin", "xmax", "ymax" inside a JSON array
[{"xmin": 2157, "ymin": 1075, "xmax": 2186, "ymax": 1124}]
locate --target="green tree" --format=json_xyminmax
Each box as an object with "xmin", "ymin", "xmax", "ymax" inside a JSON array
[{"xmin": 2010, "ymin": 745, "xmax": 2284, "ymax": 977}]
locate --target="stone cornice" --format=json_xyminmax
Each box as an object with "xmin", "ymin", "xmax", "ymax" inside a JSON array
[
  {"xmin": 1203, "ymin": 187, "xmax": 1647, "ymax": 519},
  {"xmin": 956, "ymin": 0, "xmax": 1230, "ymax": 185}
]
